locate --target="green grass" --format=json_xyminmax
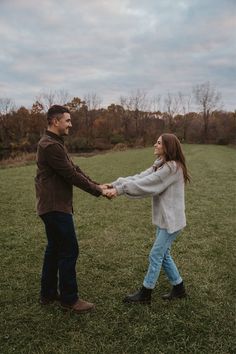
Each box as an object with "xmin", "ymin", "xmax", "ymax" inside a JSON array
[{"xmin": 0, "ymin": 145, "xmax": 235, "ymax": 354}]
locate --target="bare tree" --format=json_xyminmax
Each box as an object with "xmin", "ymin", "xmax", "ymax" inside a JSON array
[
  {"xmin": 164, "ymin": 93, "xmax": 181, "ymax": 117},
  {"xmin": 36, "ymin": 89, "xmax": 70, "ymax": 111},
  {"xmin": 150, "ymin": 95, "xmax": 162, "ymax": 113},
  {"xmin": 83, "ymin": 93, "xmax": 102, "ymax": 110},
  {"xmin": 36, "ymin": 91, "xmax": 55, "ymax": 111},
  {"xmin": 56, "ymin": 89, "xmax": 71, "ymax": 106},
  {"xmin": 177, "ymin": 92, "xmax": 193, "ymax": 141},
  {"xmin": 119, "ymin": 95, "xmax": 132, "ymax": 140},
  {"xmin": 0, "ymin": 97, "xmax": 15, "ymax": 115},
  {"xmin": 120, "ymin": 90, "xmax": 148, "ymax": 112},
  {"xmin": 0, "ymin": 97, "xmax": 16, "ymax": 144},
  {"xmin": 130, "ymin": 89, "xmax": 148, "ymax": 112},
  {"xmin": 163, "ymin": 93, "xmax": 181, "ymax": 130},
  {"xmin": 177, "ymin": 92, "xmax": 192, "ymax": 115},
  {"xmin": 193, "ymin": 81, "xmax": 222, "ymax": 142},
  {"xmin": 82, "ymin": 93, "xmax": 102, "ymax": 144},
  {"xmin": 120, "ymin": 89, "xmax": 148, "ymax": 137}
]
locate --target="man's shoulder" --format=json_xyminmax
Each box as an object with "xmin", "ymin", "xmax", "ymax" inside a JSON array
[{"xmin": 38, "ymin": 134, "xmax": 63, "ymax": 150}]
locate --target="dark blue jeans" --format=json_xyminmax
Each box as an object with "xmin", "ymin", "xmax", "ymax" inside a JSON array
[{"xmin": 40, "ymin": 211, "xmax": 79, "ymax": 305}]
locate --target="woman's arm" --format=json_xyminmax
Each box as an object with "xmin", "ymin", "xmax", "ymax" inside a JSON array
[
  {"xmin": 115, "ymin": 162, "xmax": 180, "ymax": 198},
  {"xmin": 112, "ymin": 158, "xmax": 163, "ymax": 187}
]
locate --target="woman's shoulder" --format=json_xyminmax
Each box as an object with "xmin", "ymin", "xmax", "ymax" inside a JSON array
[
  {"xmin": 159, "ymin": 160, "xmax": 177, "ymax": 171},
  {"xmin": 157, "ymin": 160, "xmax": 183, "ymax": 178},
  {"xmin": 167, "ymin": 160, "xmax": 178, "ymax": 169}
]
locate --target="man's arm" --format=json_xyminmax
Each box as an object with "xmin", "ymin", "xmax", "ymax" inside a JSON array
[
  {"xmin": 74, "ymin": 164, "xmax": 99, "ymax": 185},
  {"xmin": 45, "ymin": 144, "xmax": 102, "ymax": 197}
]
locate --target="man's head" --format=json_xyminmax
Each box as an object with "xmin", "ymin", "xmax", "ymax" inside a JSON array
[{"xmin": 47, "ymin": 105, "xmax": 72, "ymax": 136}]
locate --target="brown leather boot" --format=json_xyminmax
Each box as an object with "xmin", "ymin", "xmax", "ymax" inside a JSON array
[{"xmin": 61, "ymin": 299, "xmax": 95, "ymax": 314}]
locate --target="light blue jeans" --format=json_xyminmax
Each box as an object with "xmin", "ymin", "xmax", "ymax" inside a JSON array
[{"xmin": 143, "ymin": 227, "xmax": 183, "ymax": 289}]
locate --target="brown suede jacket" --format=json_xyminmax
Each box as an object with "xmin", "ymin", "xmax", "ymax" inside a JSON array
[{"xmin": 35, "ymin": 131, "xmax": 102, "ymax": 215}]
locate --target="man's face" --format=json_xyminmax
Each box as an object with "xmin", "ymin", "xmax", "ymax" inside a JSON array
[{"xmin": 54, "ymin": 113, "xmax": 72, "ymax": 136}]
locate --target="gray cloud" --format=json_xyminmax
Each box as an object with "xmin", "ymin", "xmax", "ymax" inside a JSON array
[{"xmin": 0, "ymin": 0, "xmax": 235, "ymax": 110}]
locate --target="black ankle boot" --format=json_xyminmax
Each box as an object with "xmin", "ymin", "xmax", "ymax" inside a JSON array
[
  {"xmin": 123, "ymin": 286, "xmax": 152, "ymax": 304},
  {"xmin": 162, "ymin": 281, "xmax": 187, "ymax": 300}
]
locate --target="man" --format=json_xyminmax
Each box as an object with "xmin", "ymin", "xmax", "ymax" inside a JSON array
[{"xmin": 35, "ymin": 105, "xmax": 109, "ymax": 314}]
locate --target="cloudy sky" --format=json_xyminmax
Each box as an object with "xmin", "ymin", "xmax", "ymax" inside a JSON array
[{"xmin": 0, "ymin": 0, "xmax": 235, "ymax": 111}]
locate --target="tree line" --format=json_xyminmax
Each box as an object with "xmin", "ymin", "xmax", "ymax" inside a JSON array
[{"xmin": 0, "ymin": 82, "xmax": 235, "ymax": 159}]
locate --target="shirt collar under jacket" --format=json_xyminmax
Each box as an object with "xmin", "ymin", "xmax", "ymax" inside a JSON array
[{"xmin": 45, "ymin": 130, "xmax": 64, "ymax": 145}]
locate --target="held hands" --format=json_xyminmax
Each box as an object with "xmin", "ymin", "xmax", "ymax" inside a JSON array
[
  {"xmin": 100, "ymin": 184, "xmax": 113, "ymax": 189},
  {"xmin": 99, "ymin": 184, "xmax": 117, "ymax": 199},
  {"xmin": 103, "ymin": 188, "xmax": 117, "ymax": 199}
]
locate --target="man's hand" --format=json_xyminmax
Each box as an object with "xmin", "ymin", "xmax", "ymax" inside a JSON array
[
  {"xmin": 100, "ymin": 184, "xmax": 113, "ymax": 189},
  {"xmin": 101, "ymin": 188, "xmax": 117, "ymax": 199},
  {"xmin": 105, "ymin": 188, "xmax": 117, "ymax": 198}
]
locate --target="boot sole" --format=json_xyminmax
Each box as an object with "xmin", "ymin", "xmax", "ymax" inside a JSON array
[
  {"xmin": 123, "ymin": 299, "xmax": 151, "ymax": 305},
  {"xmin": 60, "ymin": 304, "xmax": 95, "ymax": 314},
  {"xmin": 162, "ymin": 294, "xmax": 188, "ymax": 300},
  {"xmin": 39, "ymin": 298, "xmax": 61, "ymax": 305}
]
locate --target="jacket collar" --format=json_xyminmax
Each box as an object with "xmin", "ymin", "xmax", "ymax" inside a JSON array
[{"xmin": 45, "ymin": 130, "xmax": 64, "ymax": 144}]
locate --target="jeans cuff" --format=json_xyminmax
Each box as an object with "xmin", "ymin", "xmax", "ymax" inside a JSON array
[
  {"xmin": 170, "ymin": 277, "xmax": 183, "ymax": 286},
  {"xmin": 143, "ymin": 281, "xmax": 155, "ymax": 290}
]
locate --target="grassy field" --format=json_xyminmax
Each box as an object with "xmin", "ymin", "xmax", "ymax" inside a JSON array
[{"xmin": 0, "ymin": 145, "xmax": 235, "ymax": 354}]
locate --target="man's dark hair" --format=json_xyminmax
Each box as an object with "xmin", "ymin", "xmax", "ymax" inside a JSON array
[{"xmin": 47, "ymin": 105, "xmax": 70, "ymax": 125}]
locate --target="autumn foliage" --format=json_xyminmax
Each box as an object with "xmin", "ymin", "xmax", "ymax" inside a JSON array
[{"xmin": 0, "ymin": 88, "xmax": 235, "ymax": 159}]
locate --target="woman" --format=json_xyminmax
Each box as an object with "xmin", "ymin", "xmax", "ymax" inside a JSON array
[{"xmin": 105, "ymin": 133, "xmax": 190, "ymax": 304}]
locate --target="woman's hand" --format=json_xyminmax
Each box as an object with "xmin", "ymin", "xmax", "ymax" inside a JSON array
[
  {"xmin": 100, "ymin": 183, "xmax": 113, "ymax": 189},
  {"xmin": 102, "ymin": 187, "xmax": 117, "ymax": 199}
]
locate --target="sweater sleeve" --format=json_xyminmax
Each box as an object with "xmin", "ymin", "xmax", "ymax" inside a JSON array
[
  {"xmin": 112, "ymin": 167, "xmax": 154, "ymax": 187},
  {"xmin": 115, "ymin": 162, "xmax": 179, "ymax": 198},
  {"xmin": 45, "ymin": 144, "xmax": 102, "ymax": 197},
  {"xmin": 112, "ymin": 158, "xmax": 163, "ymax": 187}
]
